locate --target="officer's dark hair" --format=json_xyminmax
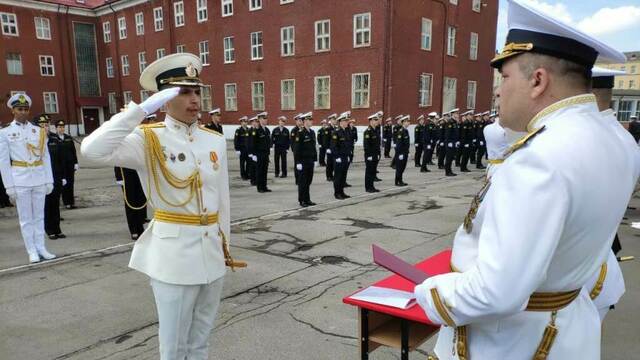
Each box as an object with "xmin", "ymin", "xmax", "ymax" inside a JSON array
[{"xmin": 517, "ymin": 53, "xmax": 591, "ymax": 91}]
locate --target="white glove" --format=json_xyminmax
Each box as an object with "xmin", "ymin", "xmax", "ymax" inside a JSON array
[
  {"xmin": 440, "ymin": 142, "xmax": 444, "ymax": 146},
  {"xmin": 455, "ymin": 141, "xmax": 460, "ymax": 147},
  {"xmin": 448, "ymin": 143, "xmax": 453, "ymax": 148},
  {"xmin": 427, "ymin": 145, "xmax": 431, "ymax": 150},
  {"xmin": 414, "ymin": 144, "xmax": 419, "ymax": 147},
  {"xmin": 139, "ymin": 87, "xmax": 181, "ymax": 115},
  {"xmin": 252, "ymin": 155, "xmax": 258, "ymax": 162},
  {"xmin": 235, "ymin": 151, "xmax": 241, "ymax": 155},
  {"xmin": 74, "ymin": 163, "xmax": 79, "ymax": 171},
  {"xmin": 296, "ymin": 164, "xmax": 302, "ymax": 171},
  {"xmin": 314, "ymin": 161, "xmax": 318, "ymax": 167},
  {"xmin": 480, "ymin": 141, "xmax": 484, "ymax": 146},
  {"xmin": 116, "ymin": 180, "xmax": 124, "ymax": 186},
  {"xmin": 392, "ymin": 144, "xmax": 396, "ymax": 148},
  {"xmin": 45, "ymin": 183, "xmax": 53, "ymax": 195},
  {"xmin": 366, "ymin": 156, "xmax": 373, "ymax": 161},
  {"xmin": 326, "ymin": 149, "xmax": 332, "ymax": 154},
  {"xmin": 5, "ymin": 187, "xmax": 16, "ymax": 201},
  {"xmin": 62, "ymin": 179, "xmax": 67, "ymax": 186},
  {"xmin": 335, "ymin": 157, "xmax": 342, "ymax": 164},
  {"xmin": 399, "ymin": 155, "xmax": 404, "ymax": 160},
  {"xmin": 464, "ymin": 144, "xmax": 469, "ymax": 148}
]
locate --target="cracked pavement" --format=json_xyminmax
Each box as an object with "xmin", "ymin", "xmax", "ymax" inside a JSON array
[{"xmin": 1, "ymin": 143, "xmax": 639, "ymax": 359}]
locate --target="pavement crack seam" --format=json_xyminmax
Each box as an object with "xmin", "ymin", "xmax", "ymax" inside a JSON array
[{"xmin": 288, "ymin": 313, "xmax": 356, "ymax": 340}]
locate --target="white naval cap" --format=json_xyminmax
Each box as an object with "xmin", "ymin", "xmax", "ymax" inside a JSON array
[
  {"xmin": 450, "ymin": 108, "xmax": 460, "ymax": 113},
  {"xmin": 367, "ymin": 111, "xmax": 383, "ymax": 120},
  {"xmin": 6, "ymin": 93, "xmax": 32, "ymax": 109},
  {"xmin": 301, "ymin": 111, "xmax": 313, "ymax": 119},
  {"xmin": 337, "ymin": 111, "xmax": 351, "ymax": 121},
  {"xmin": 293, "ymin": 113, "xmax": 303, "ymax": 120},
  {"xmin": 257, "ymin": 111, "xmax": 268, "ymax": 118},
  {"xmin": 209, "ymin": 108, "xmax": 221, "ymax": 115},
  {"xmin": 417, "ymin": 114, "xmax": 425, "ymax": 121},
  {"xmin": 140, "ymin": 53, "xmax": 204, "ymax": 92},
  {"xmin": 428, "ymin": 112, "xmax": 438, "ymax": 117},
  {"xmin": 327, "ymin": 113, "xmax": 337, "ymax": 120},
  {"xmin": 394, "ymin": 114, "xmax": 404, "ymax": 121},
  {"xmin": 401, "ymin": 115, "xmax": 411, "ymax": 122},
  {"xmin": 249, "ymin": 116, "xmax": 258, "ymax": 122},
  {"xmin": 277, "ymin": 115, "xmax": 287, "ymax": 121},
  {"xmin": 239, "ymin": 116, "xmax": 249, "ymax": 122},
  {"xmin": 461, "ymin": 110, "xmax": 473, "ymax": 116},
  {"xmin": 492, "ymin": 0, "xmax": 626, "ymax": 69},
  {"xmin": 592, "ymin": 66, "xmax": 626, "ymax": 89}
]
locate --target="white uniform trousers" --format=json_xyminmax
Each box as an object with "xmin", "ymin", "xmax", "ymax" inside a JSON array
[
  {"xmin": 15, "ymin": 185, "xmax": 48, "ymax": 257},
  {"xmin": 150, "ymin": 276, "xmax": 224, "ymax": 360}
]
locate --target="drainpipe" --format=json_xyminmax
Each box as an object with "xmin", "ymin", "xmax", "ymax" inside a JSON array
[
  {"xmin": 432, "ymin": 0, "xmax": 449, "ymax": 113},
  {"xmin": 109, "ymin": 3, "xmax": 123, "ymax": 111},
  {"xmin": 383, "ymin": 0, "xmax": 393, "ymax": 118}
]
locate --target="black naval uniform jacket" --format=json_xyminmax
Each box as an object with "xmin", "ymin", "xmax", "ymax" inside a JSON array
[
  {"xmin": 414, "ymin": 125, "xmax": 425, "ymax": 146},
  {"xmin": 295, "ymin": 128, "xmax": 318, "ymax": 162},
  {"xmin": 330, "ymin": 128, "xmax": 352, "ymax": 160},
  {"xmin": 396, "ymin": 128, "xmax": 410, "ymax": 155},
  {"xmin": 363, "ymin": 126, "xmax": 381, "ymax": 159},
  {"xmin": 383, "ymin": 124, "xmax": 392, "ymax": 142},
  {"xmin": 253, "ymin": 126, "xmax": 271, "ymax": 155},
  {"xmin": 58, "ymin": 133, "xmax": 78, "ymax": 171},
  {"xmin": 290, "ymin": 126, "xmax": 301, "ymax": 153},
  {"xmin": 322, "ymin": 126, "xmax": 334, "ymax": 150},
  {"xmin": 234, "ymin": 126, "xmax": 248, "ymax": 151},
  {"xmin": 271, "ymin": 126, "xmax": 291, "ymax": 151},
  {"xmin": 46, "ymin": 132, "xmax": 68, "ymax": 186},
  {"xmin": 317, "ymin": 127, "xmax": 326, "ymax": 148},
  {"xmin": 205, "ymin": 122, "xmax": 224, "ymax": 134}
]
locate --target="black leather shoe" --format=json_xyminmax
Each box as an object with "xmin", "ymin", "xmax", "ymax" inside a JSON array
[
  {"xmin": 306, "ymin": 201, "xmax": 316, "ymax": 206},
  {"xmin": 461, "ymin": 169, "xmax": 471, "ymax": 173},
  {"xmin": 56, "ymin": 233, "xmax": 67, "ymax": 239},
  {"xmin": 335, "ymin": 194, "xmax": 344, "ymax": 200},
  {"xmin": 48, "ymin": 234, "xmax": 57, "ymax": 240},
  {"xmin": 300, "ymin": 202, "xmax": 309, "ymax": 207},
  {"xmin": 446, "ymin": 172, "xmax": 457, "ymax": 177},
  {"xmin": 373, "ymin": 189, "xmax": 381, "ymax": 192},
  {"xmin": 344, "ymin": 183, "xmax": 352, "ymax": 187},
  {"xmin": 374, "ymin": 178, "xmax": 382, "ymax": 182},
  {"xmin": 366, "ymin": 189, "xmax": 376, "ymax": 193},
  {"xmin": 342, "ymin": 194, "xmax": 351, "ymax": 198},
  {"xmin": 476, "ymin": 165, "xmax": 486, "ymax": 169},
  {"xmin": 420, "ymin": 169, "xmax": 431, "ymax": 173}
]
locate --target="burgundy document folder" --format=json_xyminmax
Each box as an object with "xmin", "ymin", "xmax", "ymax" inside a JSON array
[{"xmin": 372, "ymin": 244, "xmax": 432, "ymax": 284}]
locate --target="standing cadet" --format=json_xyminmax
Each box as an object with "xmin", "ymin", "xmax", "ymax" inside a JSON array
[
  {"xmin": 414, "ymin": 115, "xmax": 425, "ymax": 167},
  {"xmin": 294, "ymin": 112, "xmax": 317, "ymax": 207},
  {"xmin": 458, "ymin": 111, "xmax": 473, "ymax": 172},
  {"xmin": 390, "ymin": 115, "xmax": 403, "ymax": 169},
  {"xmin": 324, "ymin": 114, "xmax": 337, "ymax": 181},
  {"xmin": 0, "ymin": 176, "xmax": 12, "ymax": 208},
  {"xmin": 317, "ymin": 119, "xmax": 327, "ymax": 166},
  {"xmin": 348, "ymin": 119, "xmax": 358, "ymax": 165},
  {"xmin": 290, "ymin": 114, "xmax": 303, "ymax": 184},
  {"xmin": 421, "ymin": 112, "xmax": 438, "ymax": 172},
  {"xmin": 234, "ymin": 116, "xmax": 249, "ymax": 180},
  {"xmin": 54, "ymin": 121, "xmax": 79, "ymax": 209},
  {"xmin": 205, "ymin": 108, "xmax": 223, "ymax": 134},
  {"xmin": 42, "ymin": 118, "xmax": 67, "ymax": 239},
  {"xmin": 115, "ymin": 166, "xmax": 147, "ymax": 240},
  {"xmin": 475, "ymin": 112, "xmax": 488, "ymax": 169},
  {"xmin": 331, "ymin": 112, "xmax": 352, "ymax": 199},
  {"xmin": 444, "ymin": 112, "xmax": 458, "ymax": 176},
  {"xmin": 0, "ymin": 94, "xmax": 56, "ymax": 263},
  {"xmin": 246, "ymin": 117, "xmax": 258, "ymax": 185},
  {"xmin": 271, "ymin": 116, "xmax": 290, "ymax": 178},
  {"xmin": 82, "ymin": 53, "xmax": 245, "ymax": 360},
  {"xmin": 383, "ymin": 118, "xmax": 393, "ymax": 158},
  {"xmin": 436, "ymin": 113, "xmax": 448, "ymax": 169},
  {"xmin": 254, "ymin": 112, "xmax": 272, "ymax": 193},
  {"xmin": 394, "ymin": 116, "xmax": 410, "ymax": 186},
  {"xmin": 364, "ymin": 112, "xmax": 382, "ymax": 192}
]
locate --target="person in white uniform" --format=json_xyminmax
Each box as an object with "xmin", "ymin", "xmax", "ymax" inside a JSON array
[
  {"xmin": 414, "ymin": 1, "xmax": 640, "ymax": 359},
  {"xmin": 81, "ymin": 53, "xmax": 245, "ymax": 360},
  {"xmin": 0, "ymin": 94, "xmax": 56, "ymax": 264}
]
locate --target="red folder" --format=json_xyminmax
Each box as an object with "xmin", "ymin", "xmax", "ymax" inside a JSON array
[{"xmin": 372, "ymin": 244, "xmax": 432, "ymax": 284}]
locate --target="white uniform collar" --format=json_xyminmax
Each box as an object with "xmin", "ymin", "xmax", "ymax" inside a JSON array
[
  {"xmin": 527, "ymin": 93, "xmax": 597, "ymax": 132},
  {"xmin": 12, "ymin": 119, "xmax": 30, "ymax": 128},
  {"xmin": 164, "ymin": 114, "xmax": 198, "ymax": 135}
]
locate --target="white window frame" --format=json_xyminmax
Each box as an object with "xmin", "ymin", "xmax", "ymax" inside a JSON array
[
  {"xmin": 351, "ymin": 73, "xmax": 370, "ymax": 109},
  {"xmin": 470, "ymin": 32, "xmax": 479, "ymax": 60},
  {"xmin": 467, "ymin": 81, "xmax": 477, "ymax": 109},
  {"xmin": 447, "ymin": 26, "xmax": 456, "ymax": 56},
  {"xmin": 140, "ymin": 90, "xmax": 153, "ymax": 102},
  {"xmin": 43, "ymin": 92, "xmax": 59, "ymax": 113},
  {"xmin": 251, "ymin": 81, "xmax": 265, "ymax": 111},
  {"xmin": 156, "ymin": 48, "xmax": 165, "ymax": 59},
  {"xmin": 34, "ymin": 17, "xmax": 51, "ymax": 40},
  {"xmin": 315, "ymin": 20, "xmax": 330, "ymax": 53},
  {"xmin": 121, "ymin": 55, "xmax": 130, "ymax": 76},
  {"xmin": 201, "ymin": 85, "xmax": 212, "ymax": 111},
  {"xmin": 106, "ymin": 57, "xmax": 114, "ymax": 78},
  {"xmin": 419, "ymin": 73, "xmax": 433, "ymax": 107},
  {"xmin": 353, "ymin": 13, "xmax": 371, "ymax": 48},
  {"xmin": 281, "ymin": 26, "xmax": 295, "ymax": 57},
  {"xmin": 6, "ymin": 53, "xmax": 23, "ymax": 75},
  {"xmin": 123, "ymin": 91, "xmax": 133, "ymax": 105},
  {"xmin": 222, "ymin": 0, "xmax": 233, "ymax": 17},
  {"xmin": 421, "ymin": 18, "xmax": 432, "ymax": 51},
  {"xmin": 281, "ymin": 0, "xmax": 294, "ymax": 4},
  {"xmin": 224, "ymin": 36, "xmax": 235, "ymax": 63},
  {"xmin": 10, "ymin": 91, "xmax": 26, "ymax": 96},
  {"xmin": 174, "ymin": 1, "xmax": 185, "ymax": 27},
  {"xmin": 443, "ymin": 77, "xmax": 457, "ymax": 112},
  {"xmin": 39, "ymin": 55, "xmax": 55, "ymax": 76},
  {"xmin": 314, "ymin": 76, "xmax": 330, "ymax": 110},
  {"xmin": 197, "ymin": 0, "xmax": 208, "ymax": 23},
  {"xmin": 0, "ymin": 12, "xmax": 18, "ymax": 36},
  {"xmin": 250, "ymin": 0, "xmax": 262, "ymax": 11},
  {"xmin": 472, "ymin": 0, "xmax": 481, "ymax": 12},
  {"xmin": 450, "ymin": 0, "xmax": 458, "ymax": 4},
  {"xmin": 176, "ymin": 44, "xmax": 185, "ymax": 53},
  {"xmin": 154, "ymin": 7, "xmax": 164, "ymax": 32},
  {"xmin": 135, "ymin": 12, "xmax": 144, "ymax": 35},
  {"xmin": 108, "ymin": 92, "xmax": 117, "ymax": 114},
  {"xmin": 281, "ymin": 79, "xmax": 296, "ymax": 110},
  {"xmin": 251, "ymin": 31, "xmax": 263, "ymax": 60},
  {"xmin": 225, "ymin": 83, "xmax": 238, "ymax": 111},
  {"xmin": 138, "ymin": 52, "xmax": 146, "ymax": 73},
  {"xmin": 102, "ymin": 21, "xmax": 111, "ymax": 43},
  {"xmin": 199, "ymin": 40, "xmax": 209, "ymax": 66},
  {"xmin": 118, "ymin": 17, "xmax": 127, "ymax": 40}
]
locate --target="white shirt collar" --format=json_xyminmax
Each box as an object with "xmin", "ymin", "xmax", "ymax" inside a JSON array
[{"xmin": 164, "ymin": 114, "xmax": 198, "ymax": 135}]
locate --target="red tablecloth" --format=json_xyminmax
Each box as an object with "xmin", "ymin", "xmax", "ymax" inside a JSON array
[{"xmin": 342, "ymin": 249, "xmax": 452, "ymax": 325}]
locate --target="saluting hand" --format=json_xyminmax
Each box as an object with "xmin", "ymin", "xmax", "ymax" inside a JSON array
[{"xmin": 140, "ymin": 87, "xmax": 181, "ymax": 115}]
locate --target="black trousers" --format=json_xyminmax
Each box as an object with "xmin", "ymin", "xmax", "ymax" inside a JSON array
[
  {"xmin": 455, "ymin": 145, "xmax": 461, "ymax": 166},
  {"xmin": 414, "ymin": 144, "xmax": 423, "ymax": 166},
  {"xmin": 421, "ymin": 144, "xmax": 433, "ymax": 170},
  {"xmin": 274, "ymin": 148, "xmax": 287, "ymax": 177},
  {"xmin": 247, "ymin": 155, "xmax": 256, "ymax": 184},
  {"xmin": 44, "ymin": 184, "xmax": 62, "ymax": 235},
  {"xmin": 61, "ymin": 169, "xmax": 75, "ymax": 206},
  {"xmin": 121, "ymin": 171, "xmax": 147, "ymax": 236},
  {"xmin": 437, "ymin": 143, "xmax": 446, "ymax": 168},
  {"xmin": 476, "ymin": 144, "xmax": 486, "ymax": 168},
  {"xmin": 298, "ymin": 160, "xmax": 314, "ymax": 203},
  {"xmin": 239, "ymin": 150, "xmax": 248, "ymax": 179},
  {"xmin": 391, "ymin": 149, "xmax": 398, "ymax": 168},
  {"xmin": 395, "ymin": 153, "xmax": 408, "ymax": 184},
  {"xmin": 445, "ymin": 146, "xmax": 456, "ymax": 174},
  {"xmin": 0, "ymin": 176, "xmax": 11, "ymax": 206},
  {"xmin": 469, "ymin": 143, "xmax": 477, "ymax": 164},
  {"xmin": 326, "ymin": 153, "xmax": 335, "ymax": 180},
  {"xmin": 256, "ymin": 153, "xmax": 269, "ymax": 191},
  {"xmin": 365, "ymin": 156, "xmax": 377, "ymax": 190},
  {"xmin": 319, "ymin": 147, "xmax": 326, "ymax": 166},
  {"xmin": 384, "ymin": 139, "xmax": 392, "ymax": 157},
  {"xmin": 333, "ymin": 157, "xmax": 348, "ymax": 196},
  {"xmin": 348, "ymin": 149, "xmax": 354, "ymax": 165},
  {"xmin": 460, "ymin": 145, "xmax": 471, "ymax": 171}
]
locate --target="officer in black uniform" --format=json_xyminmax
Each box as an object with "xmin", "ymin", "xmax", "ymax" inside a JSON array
[
  {"xmin": 290, "ymin": 114, "xmax": 303, "ymax": 184},
  {"xmin": 395, "ymin": 116, "xmax": 410, "ymax": 186},
  {"xmin": 0, "ymin": 177, "xmax": 12, "ymax": 208},
  {"xmin": 348, "ymin": 119, "xmax": 358, "ymax": 165},
  {"xmin": 317, "ymin": 119, "xmax": 327, "ymax": 166},
  {"xmin": 331, "ymin": 112, "xmax": 352, "ymax": 199},
  {"xmin": 364, "ymin": 112, "xmax": 382, "ymax": 192},
  {"xmin": 414, "ymin": 115, "xmax": 425, "ymax": 167},
  {"xmin": 271, "ymin": 116, "xmax": 290, "ymax": 178},
  {"xmin": 383, "ymin": 118, "xmax": 393, "ymax": 158},
  {"xmin": 437, "ymin": 113, "xmax": 448, "ymax": 169},
  {"xmin": 421, "ymin": 112, "xmax": 438, "ymax": 172},
  {"xmin": 234, "ymin": 116, "xmax": 249, "ymax": 180},
  {"xmin": 205, "ymin": 108, "xmax": 224, "ymax": 133},
  {"xmin": 444, "ymin": 112, "xmax": 458, "ymax": 177},
  {"xmin": 475, "ymin": 112, "xmax": 488, "ymax": 169},
  {"xmin": 40, "ymin": 117, "xmax": 67, "ymax": 239},
  {"xmin": 115, "ymin": 166, "xmax": 147, "ymax": 240},
  {"xmin": 459, "ymin": 111, "xmax": 473, "ymax": 173},
  {"xmin": 253, "ymin": 112, "xmax": 271, "ymax": 192},
  {"xmin": 54, "ymin": 121, "xmax": 79, "ymax": 209},
  {"xmin": 324, "ymin": 114, "xmax": 337, "ymax": 181},
  {"xmin": 293, "ymin": 112, "xmax": 318, "ymax": 207},
  {"xmin": 390, "ymin": 115, "xmax": 403, "ymax": 169},
  {"xmin": 246, "ymin": 117, "xmax": 258, "ymax": 185}
]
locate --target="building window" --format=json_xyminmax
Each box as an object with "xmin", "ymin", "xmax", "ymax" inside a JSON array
[
  {"xmin": 251, "ymin": 31, "xmax": 263, "ymax": 60},
  {"xmin": 224, "ymin": 36, "xmax": 235, "ymax": 63},
  {"xmin": 252, "ymin": 81, "xmax": 265, "ymax": 111},
  {"xmin": 154, "ymin": 7, "xmax": 164, "ymax": 31},
  {"xmin": 630, "ymin": 80, "xmax": 636, "ymax": 89},
  {"xmin": 121, "ymin": 55, "xmax": 129, "ymax": 76},
  {"xmin": 250, "ymin": 0, "xmax": 262, "ymax": 11},
  {"xmin": 315, "ymin": 20, "xmax": 330, "ymax": 52},
  {"xmin": 199, "ymin": 41, "xmax": 209, "ymax": 65},
  {"xmin": 117, "ymin": 17, "xmax": 127, "ymax": 40},
  {"xmin": 138, "ymin": 52, "xmax": 146, "ymax": 73},
  {"xmin": 135, "ymin": 13, "xmax": 144, "ymax": 35},
  {"xmin": 447, "ymin": 26, "xmax": 456, "ymax": 56},
  {"xmin": 314, "ymin": 76, "xmax": 330, "ymax": 109},
  {"xmin": 352, "ymin": 73, "xmax": 370, "ymax": 108},
  {"xmin": 201, "ymin": 85, "xmax": 212, "ymax": 111},
  {"xmin": 74, "ymin": 22, "xmax": 100, "ymax": 97},
  {"xmin": 106, "ymin": 57, "xmax": 114, "ymax": 78},
  {"xmin": 419, "ymin": 73, "xmax": 433, "ymax": 107},
  {"xmin": 222, "ymin": 0, "xmax": 233, "ymax": 17},
  {"xmin": 197, "ymin": 0, "xmax": 208, "ymax": 23},
  {"xmin": 621, "ymin": 65, "xmax": 626, "ymax": 72},
  {"xmin": 174, "ymin": 1, "xmax": 185, "ymax": 27},
  {"xmin": 281, "ymin": 0, "xmax": 294, "ymax": 3},
  {"xmin": 43, "ymin": 92, "xmax": 59, "ymax": 113},
  {"xmin": 123, "ymin": 91, "xmax": 133, "ymax": 104},
  {"xmin": 631, "ymin": 65, "xmax": 637, "ymax": 74},
  {"xmin": 6, "ymin": 53, "xmax": 23, "ymax": 75},
  {"xmin": 39, "ymin": 55, "xmax": 55, "ymax": 76},
  {"xmin": 156, "ymin": 48, "xmax": 166, "ymax": 59},
  {"xmin": 281, "ymin": 26, "xmax": 295, "ymax": 57},
  {"xmin": 35, "ymin": 17, "xmax": 51, "ymax": 40},
  {"xmin": 450, "ymin": 0, "xmax": 458, "ymax": 4},
  {"xmin": 618, "ymin": 100, "xmax": 633, "ymax": 121},
  {"xmin": 618, "ymin": 80, "xmax": 624, "ymax": 88},
  {"xmin": 467, "ymin": 81, "xmax": 477, "ymax": 109},
  {"xmin": 176, "ymin": 44, "xmax": 186, "ymax": 53},
  {"xmin": 1, "ymin": 12, "xmax": 18, "ymax": 36},
  {"xmin": 469, "ymin": 32, "xmax": 478, "ymax": 60},
  {"xmin": 281, "ymin": 79, "xmax": 295, "ymax": 110},
  {"xmin": 140, "ymin": 90, "xmax": 153, "ymax": 102},
  {"xmin": 353, "ymin": 13, "xmax": 371, "ymax": 48},
  {"xmin": 472, "ymin": 0, "xmax": 481, "ymax": 12},
  {"xmin": 443, "ymin": 77, "xmax": 457, "ymax": 112},
  {"xmin": 225, "ymin": 83, "xmax": 237, "ymax": 111},
  {"xmin": 108, "ymin": 92, "xmax": 117, "ymax": 114},
  {"xmin": 102, "ymin": 21, "xmax": 111, "ymax": 43},
  {"xmin": 421, "ymin": 18, "xmax": 432, "ymax": 51}
]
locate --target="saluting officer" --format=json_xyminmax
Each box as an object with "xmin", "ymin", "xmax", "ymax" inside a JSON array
[
  {"xmin": 324, "ymin": 114, "xmax": 337, "ymax": 181},
  {"xmin": 294, "ymin": 112, "xmax": 317, "ymax": 207},
  {"xmin": 271, "ymin": 116, "xmax": 290, "ymax": 178},
  {"xmin": 364, "ymin": 112, "xmax": 382, "ymax": 192},
  {"xmin": 331, "ymin": 112, "xmax": 352, "ymax": 199},
  {"xmin": 395, "ymin": 116, "xmax": 411, "ymax": 186},
  {"xmin": 414, "ymin": 115, "xmax": 425, "ymax": 167},
  {"xmin": 234, "ymin": 116, "xmax": 250, "ymax": 180},
  {"xmin": 383, "ymin": 118, "xmax": 393, "ymax": 158},
  {"xmin": 205, "ymin": 108, "xmax": 224, "ymax": 134},
  {"xmin": 317, "ymin": 119, "xmax": 328, "ymax": 166},
  {"xmin": 41, "ymin": 118, "xmax": 67, "ymax": 240}
]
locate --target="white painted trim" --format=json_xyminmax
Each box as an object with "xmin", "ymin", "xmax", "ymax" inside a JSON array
[{"xmin": 0, "ymin": 0, "xmax": 153, "ymax": 18}]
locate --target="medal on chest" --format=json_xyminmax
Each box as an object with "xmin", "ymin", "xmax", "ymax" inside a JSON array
[
  {"xmin": 210, "ymin": 151, "xmax": 219, "ymax": 171},
  {"xmin": 463, "ymin": 179, "xmax": 491, "ymax": 233}
]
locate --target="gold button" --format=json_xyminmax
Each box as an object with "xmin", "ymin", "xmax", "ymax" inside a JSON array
[
  {"xmin": 189, "ymin": 137, "xmax": 194, "ymax": 142},
  {"xmin": 197, "ymin": 160, "xmax": 202, "ymax": 165}
]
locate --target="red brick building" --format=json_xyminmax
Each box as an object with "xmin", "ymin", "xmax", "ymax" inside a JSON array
[{"xmin": 1, "ymin": 0, "xmax": 498, "ymax": 134}]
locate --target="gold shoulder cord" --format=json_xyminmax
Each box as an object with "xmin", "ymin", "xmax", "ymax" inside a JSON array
[
  {"xmin": 27, "ymin": 127, "xmax": 47, "ymax": 158},
  {"xmin": 119, "ymin": 167, "xmax": 148, "ymax": 210}
]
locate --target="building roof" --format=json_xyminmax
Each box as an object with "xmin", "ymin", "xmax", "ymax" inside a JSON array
[
  {"xmin": 612, "ymin": 89, "xmax": 640, "ymax": 97},
  {"xmin": 625, "ymin": 52, "xmax": 640, "ymax": 62},
  {"xmin": 37, "ymin": 0, "xmax": 110, "ymax": 10}
]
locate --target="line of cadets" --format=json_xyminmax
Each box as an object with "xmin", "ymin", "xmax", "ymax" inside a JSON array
[{"xmin": 229, "ymin": 108, "xmax": 496, "ymax": 207}]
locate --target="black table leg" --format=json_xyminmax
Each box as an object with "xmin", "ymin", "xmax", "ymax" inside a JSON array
[
  {"xmin": 401, "ymin": 318, "xmax": 409, "ymax": 360},
  {"xmin": 361, "ymin": 308, "xmax": 369, "ymax": 360}
]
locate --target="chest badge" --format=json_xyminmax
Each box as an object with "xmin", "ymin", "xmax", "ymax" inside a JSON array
[
  {"xmin": 178, "ymin": 153, "xmax": 186, "ymax": 162},
  {"xmin": 32, "ymin": 129, "xmax": 36, "ymax": 133},
  {"xmin": 170, "ymin": 153, "xmax": 176, "ymax": 162},
  {"xmin": 210, "ymin": 151, "xmax": 219, "ymax": 170}
]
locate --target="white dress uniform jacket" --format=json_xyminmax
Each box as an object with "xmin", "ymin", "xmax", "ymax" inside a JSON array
[
  {"xmin": 0, "ymin": 121, "xmax": 53, "ymax": 188},
  {"xmin": 415, "ymin": 94, "xmax": 640, "ymax": 359},
  {"xmin": 81, "ymin": 103, "xmax": 230, "ymax": 285}
]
